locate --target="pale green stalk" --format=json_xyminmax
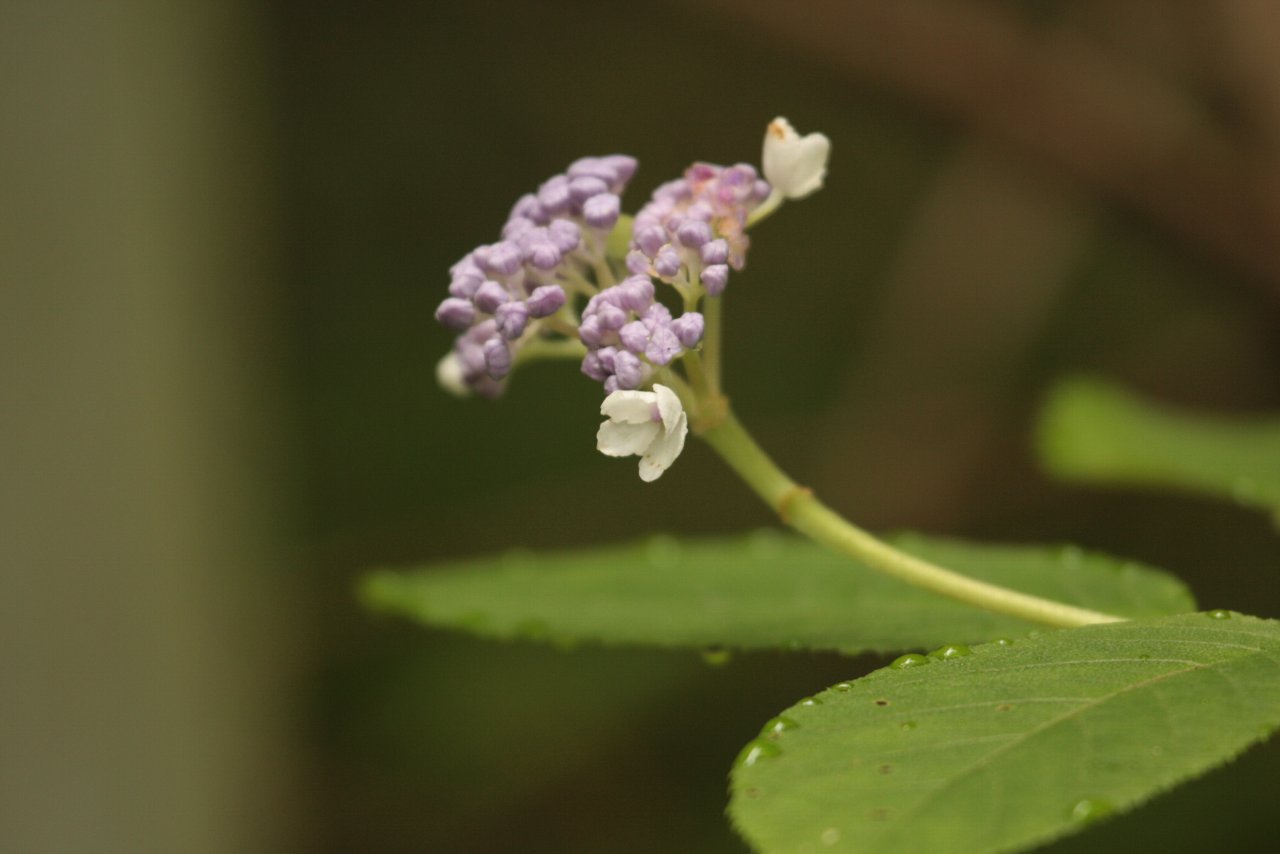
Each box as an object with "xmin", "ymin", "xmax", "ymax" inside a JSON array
[{"xmin": 699, "ymin": 410, "xmax": 1124, "ymax": 629}]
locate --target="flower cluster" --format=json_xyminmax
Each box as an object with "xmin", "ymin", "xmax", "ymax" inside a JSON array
[
  {"xmin": 579, "ymin": 277, "xmax": 704, "ymax": 393},
  {"xmin": 434, "ymin": 117, "xmax": 830, "ymax": 480},
  {"xmin": 627, "ymin": 162, "xmax": 771, "ymax": 297},
  {"xmin": 435, "ymin": 155, "xmax": 637, "ymax": 397}
]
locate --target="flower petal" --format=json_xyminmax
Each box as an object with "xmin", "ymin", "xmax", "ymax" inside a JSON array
[
  {"xmin": 600, "ymin": 389, "xmax": 658, "ymax": 423},
  {"xmin": 652, "ymin": 384, "xmax": 684, "ymax": 435},
  {"xmin": 762, "ymin": 117, "xmax": 830, "ymax": 200},
  {"xmin": 597, "ymin": 419, "xmax": 659, "ymax": 457},
  {"xmin": 436, "ymin": 353, "xmax": 471, "ymax": 398},
  {"xmin": 638, "ymin": 410, "xmax": 687, "ymax": 482}
]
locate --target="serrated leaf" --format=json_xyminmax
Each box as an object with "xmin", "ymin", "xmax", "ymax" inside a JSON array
[
  {"xmin": 361, "ymin": 531, "xmax": 1193, "ymax": 655},
  {"xmin": 729, "ymin": 612, "xmax": 1280, "ymax": 854},
  {"xmin": 1038, "ymin": 377, "xmax": 1280, "ymax": 517}
]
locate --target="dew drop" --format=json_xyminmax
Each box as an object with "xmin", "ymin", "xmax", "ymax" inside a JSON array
[
  {"xmin": 700, "ymin": 647, "xmax": 732, "ymax": 667},
  {"xmin": 799, "ymin": 696, "xmax": 824, "ymax": 707},
  {"xmin": 891, "ymin": 653, "xmax": 931, "ymax": 669},
  {"xmin": 1069, "ymin": 798, "xmax": 1113, "ymax": 824},
  {"xmin": 748, "ymin": 528, "xmax": 786, "ymax": 559},
  {"xmin": 736, "ymin": 738, "xmax": 781, "ymax": 768},
  {"xmin": 929, "ymin": 644, "xmax": 972, "ymax": 660},
  {"xmin": 992, "ymin": 637, "xmax": 1014, "ymax": 647},
  {"xmin": 645, "ymin": 534, "xmax": 683, "ymax": 569},
  {"xmin": 900, "ymin": 720, "xmax": 917, "ymax": 731},
  {"xmin": 1207, "ymin": 609, "xmax": 1232, "ymax": 620},
  {"xmin": 820, "ymin": 827, "xmax": 840, "ymax": 846},
  {"xmin": 762, "ymin": 716, "xmax": 799, "ymax": 737},
  {"xmin": 833, "ymin": 681, "xmax": 853, "ymax": 692}
]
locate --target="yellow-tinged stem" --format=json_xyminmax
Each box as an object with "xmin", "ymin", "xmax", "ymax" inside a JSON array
[{"xmin": 699, "ymin": 411, "xmax": 1125, "ymax": 629}]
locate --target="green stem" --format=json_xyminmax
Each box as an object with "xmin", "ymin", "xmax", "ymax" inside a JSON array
[
  {"xmin": 702, "ymin": 296, "xmax": 723, "ymax": 396},
  {"xmin": 699, "ymin": 411, "xmax": 1125, "ymax": 629}
]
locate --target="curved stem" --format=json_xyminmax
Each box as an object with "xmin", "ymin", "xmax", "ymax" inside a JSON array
[{"xmin": 698, "ymin": 410, "xmax": 1124, "ymax": 629}]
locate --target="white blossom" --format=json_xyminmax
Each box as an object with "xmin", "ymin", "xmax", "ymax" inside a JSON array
[
  {"xmin": 436, "ymin": 352, "xmax": 470, "ymax": 397},
  {"xmin": 762, "ymin": 117, "xmax": 830, "ymax": 200},
  {"xmin": 596, "ymin": 384, "xmax": 687, "ymax": 482}
]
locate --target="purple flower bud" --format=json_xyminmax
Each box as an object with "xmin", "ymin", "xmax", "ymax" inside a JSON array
[
  {"xmin": 643, "ymin": 302, "xmax": 672, "ymax": 326},
  {"xmin": 603, "ymin": 375, "xmax": 619, "ymax": 393},
  {"xmin": 753, "ymin": 179, "xmax": 772, "ymax": 201},
  {"xmin": 596, "ymin": 346, "xmax": 618, "ymax": 373},
  {"xmin": 502, "ymin": 217, "xmax": 536, "ymax": 240},
  {"xmin": 569, "ymin": 176, "xmax": 609, "ymax": 204},
  {"xmin": 701, "ymin": 264, "xmax": 729, "ymax": 296},
  {"xmin": 509, "ymin": 193, "xmax": 546, "ymax": 224},
  {"xmin": 448, "ymin": 272, "xmax": 483, "ymax": 299},
  {"xmin": 602, "ymin": 155, "xmax": 638, "ymax": 187},
  {"xmin": 578, "ymin": 316, "xmax": 604, "ymax": 348},
  {"xmin": 618, "ymin": 320, "xmax": 648, "ymax": 354},
  {"xmin": 582, "ymin": 194, "xmax": 620, "ymax": 230},
  {"xmin": 547, "ymin": 219, "xmax": 581, "ymax": 253},
  {"xmin": 526, "ymin": 284, "xmax": 566, "ymax": 318},
  {"xmin": 494, "ymin": 301, "xmax": 529, "ymax": 339},
  {"xmin": 482, "ymin": 337, "xmax": 512, "ymax": 379},
  {"xmin": 567, "ymin": 157, "xmax": 615, "ymax": 184},
  {"xmin": 581, "ymin": 351, "xmax": 607, "ymax": 382},
  {"xmin": 473, "ymin": 280, "xmax": 510, "ymax": 313},
  {"xmin": 672, "ymin": 312, "xmax": 705, "ymax": 347},
  {"xmin": 435, "ymin": 297, "xmax": 476, "ymax": 331},
  {"xmin": 612, "ymin": 350, "xmax": 645, "ymax": 389},
  {"xmin": 644, "ymin": 325, "xmax": 682, "ymax": 366},
  {"xmin": 537, "ymin": 175, "xmax": 571, "ymax": 215},
  {"xmin": 595, "ymin": 302, "xmax": 628, "ymax": 331},
  {"xmin": 617, "ymin": 277, "xmax": 654, "ymax": 311},
  {"xmin": 635, "ymin": 225, "xmax": 667, "ymax": 257},
  {"xmin": 475, "ymin": 241, "xmax": 523, "ymax": 277},
  {"xmin": 653, "ymin": 245, "xmax": 681, "ymax": 279},
  {"xmin": 521, "ymin": 237, "xmax": 561, "ymax": 270},
  {"xmin": 688, "ymin": 163, "xmax": 718, "ymax": 183},
  {"xmin": 676, "ymin": 219, "xmax": 713, "ymax": 248},
  {"xmin": 700, "ymin": 239, "xmax": 729, "ymax": 265},
  {"xmin": 625, "ymin": 249, "xmax": 650, "ymax": 275}
]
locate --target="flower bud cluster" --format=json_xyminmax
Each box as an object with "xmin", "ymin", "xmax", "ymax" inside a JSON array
[
  {"xmin": 627, "ymin": 162, "xmax": 771, "ymax": 297},
  {"xmin": 435, "ymin": 155, "xmax": 638, "ymax": 396},
  {"xmin": 579, "ymin": 276, "xmax": 705, "ymax": 393}
]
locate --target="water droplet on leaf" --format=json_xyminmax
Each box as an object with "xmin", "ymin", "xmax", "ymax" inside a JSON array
[
  {"xmin": 761, "ymin": 716, "xmax": 798, "ymax": 736},
  {"xmin": 833, "ymin": 681, "xmax": 853, "ymax": 692},
  {"xmin": 799, "ymin": 696, "xmax": 823, "ymax": 707},
  {"xmin": 993, "ymin": 638, "xmax": 1014, "ymax": 647},
  {"xmin": 1207, "ymin": 609, "xmax": 1232, "ymax": 620},
  {"xmin": 891, "ymin": 653, "xmax": 931, "ymax": 669},
  {"xmin": 820, "ymin": 827, "xmax": 840, "ymax": 846},
  {"xmin": 736, "ymin": 738, "xmax": 781, "ymax": 768},
  {"xmin": 929, "ymin": 644, "xmax": 972, "ymax": 660},
  {"xmin": 1070, "ymin": 798, "xmax": 1113, "ymax": 824}
]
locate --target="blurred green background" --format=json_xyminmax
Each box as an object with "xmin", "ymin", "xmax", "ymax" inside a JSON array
[{"xmin": 5, "ymin": 0, "xmax": 1280, "ymax": 851}]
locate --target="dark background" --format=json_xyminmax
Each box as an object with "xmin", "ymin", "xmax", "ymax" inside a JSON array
[{"xmin": 5, "ymin": 1, "xmax": 1280, "ymax": 851}]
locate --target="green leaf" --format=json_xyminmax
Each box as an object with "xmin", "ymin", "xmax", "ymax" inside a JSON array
[
  {"xmin": 729, "ymin": 612, "xmax": 1280, "ymax": 854},
  {"xmin": 1038, "ymin": 377, "xmax": 1280, "ymax": 517},
  {"xmin": 361, "ymin": 531, "xmax": 1193, "ymax": 655}
]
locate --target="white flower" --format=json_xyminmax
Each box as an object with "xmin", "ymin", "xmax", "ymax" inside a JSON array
[
  {"xmin": 596, "ymin": 384, "xmax": 688, "ymax": 482},
  {"xmin": 762, "ymin": 117, "xmax": 830, "ymax": 200},
  {"xmin": 436, "ymin": 352, "xmax": 471, "ymax": 397}
]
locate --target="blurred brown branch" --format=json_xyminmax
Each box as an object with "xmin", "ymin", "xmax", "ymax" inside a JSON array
[{"xmin": 705, "ymin": 0, "xmax": 1280, "ymax": 289}]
